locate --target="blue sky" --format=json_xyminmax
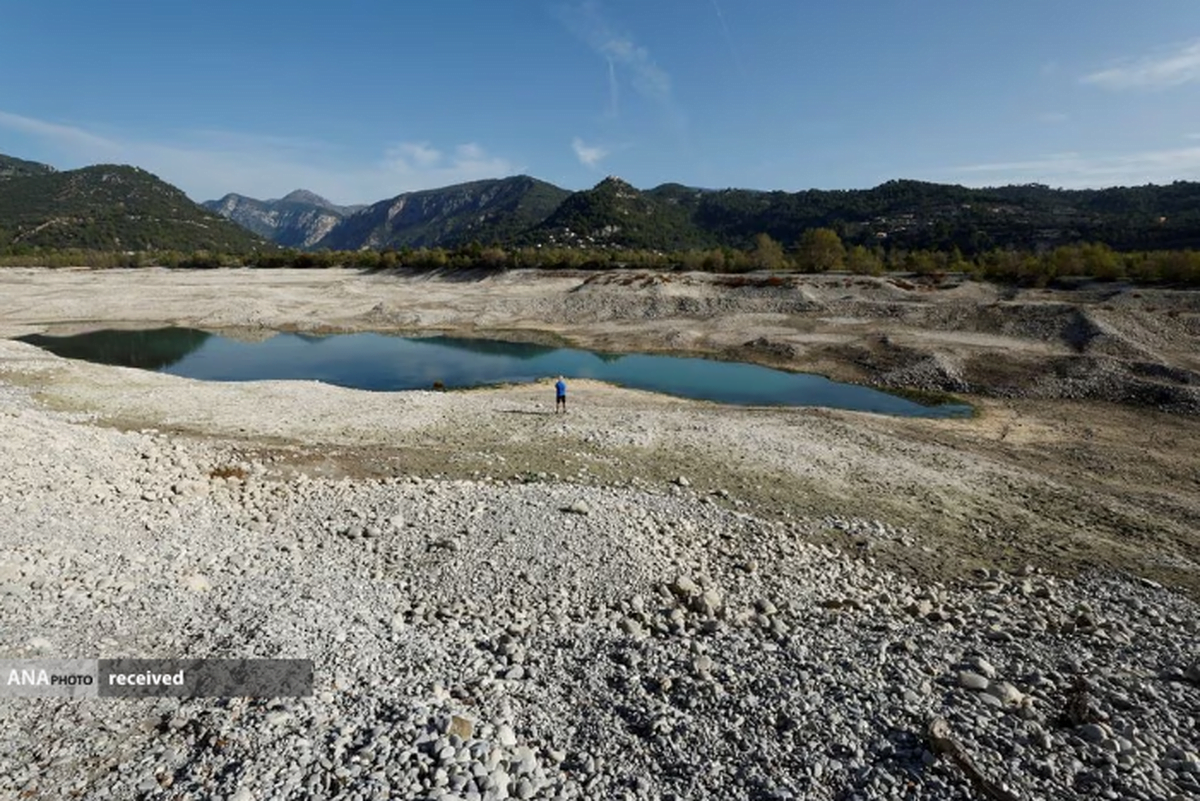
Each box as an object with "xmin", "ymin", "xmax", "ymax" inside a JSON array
[{"xmin": 2, "ymin": 0, "xmax": 1200, "ymax": 204}]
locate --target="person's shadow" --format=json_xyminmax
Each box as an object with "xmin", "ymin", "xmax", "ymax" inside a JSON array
[{"xmin": 500, "ymin": 409, "xmax": 556, "ymax": 416}]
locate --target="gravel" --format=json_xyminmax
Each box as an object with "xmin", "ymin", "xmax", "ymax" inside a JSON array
[{"xmin": 1, "ymin": 377, "xmax": 1198, "ymax": 801}]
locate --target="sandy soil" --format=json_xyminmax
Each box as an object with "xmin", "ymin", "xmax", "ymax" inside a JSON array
[{"xmin": 1, "ymin": 267, "xmax": 1198, "ymax": 598}]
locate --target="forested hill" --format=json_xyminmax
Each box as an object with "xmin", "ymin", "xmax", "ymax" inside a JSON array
[
  {"xmin": 0, "ymin": 162, "xmax": 268, "ymax": 252},
  {"xmin": 0, "ymin": 154, "xmax": 56, "ymax": 181},
  {"xmin": 523, "ymin": 177, "xmax": 1200, "ymax": 254}
]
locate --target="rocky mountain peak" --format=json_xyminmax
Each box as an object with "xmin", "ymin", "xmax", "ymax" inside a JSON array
[{"xmin": 280, "ymin": 189, "xmax": 337, "ymax": 208}]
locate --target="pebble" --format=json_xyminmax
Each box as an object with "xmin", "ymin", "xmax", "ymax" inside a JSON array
[
  {"xmin": 959, "ymin": 671, "xmax": 990, "ymax": 691},
  {"xmin": 182, "ymin": 573, "xmax": 211, "ymax": 592},
  {"xmin": 0, "ymin": 373, "xmax": 1196, "ymax": 801},
  {"xmin": 496, "ymin": 725, "xmax": 517, "ymax": 749},
  {"xmin": 985, "ymin": 680, "xmax": 1023, "ymax": 706}
]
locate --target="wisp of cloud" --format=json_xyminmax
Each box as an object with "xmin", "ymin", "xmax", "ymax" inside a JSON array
[
  {"xmin": 572, "ymin": 137, "xmax": 608, "ymax": 168},
  {"xmin": 709, "ymin": 0, "xmax": 746, "ymax": 77},
  {"xmin": 1083, "ymin": 39, "xmax": 1200, "ymax": 90}
]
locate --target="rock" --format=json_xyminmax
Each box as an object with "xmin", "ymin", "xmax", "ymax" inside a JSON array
[
  {"xmin": 619, "ymin": 617, "xmax": 647, "ymax": 639},
  {"xmin": 449, "ymin": 715, "xmax": 473, "ymax": 740},
  {"xmin": 489, "ymin": 767, "xmax": 511, "ymax": 793},
  {"xmin": 496, "ymin": 724, "xmax": 517, "ymax": 748},
  {"xmin": 432, "ymin": 537, "xmax": 461, "ymax": 552},
  {"xmin": 670, "ymin": 576, "xmax": 700, "ymax": 598},
  {"xmin": 1078, "ymin": 724, "xmax": 1109, "ymax": 744},
  {"xmin": 968, "ymin": 656, "xmax": 997, "ymax": 679},
  {"xmin": 978, "ymin": 692, "xmax": 1003, "ymax": 709},
  {"xmin": 693, "ymin": 589, "xmax": 723, "ymax": 617},
  {"xmin": 183, "ymin": 574, "xmax": 211, "ymax": 592},
  {"xmin": 674, "ymin": 476, "xmax": 690, "ymax": 487},
  {"xmin": 511, "ymin": 745, "xmax": 537, "ymax": 775},
  {"xmin": 959, "ymin": 671, "xmax": 989, "ymax": 691},
  {"xmin": 908, "ymin": 600, "xmax": 934, "ymax": 618},
  {"xmin": 755, "ymin": 599, "xmax": 778, "ymax": 616},
  {"xmin": 985, "ymin": 681, "xmax": 1024, "ymax": 706},
  {"xmin": 564, "ymin": 500, "xmax": 590, "ymax": 515},
  {"xmin": 693, "ymin": 655, "xmax": 714, "ymax": 675}
]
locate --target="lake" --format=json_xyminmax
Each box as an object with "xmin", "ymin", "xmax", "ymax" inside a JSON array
[{"xmin": 15, "ymin": 327, "xmax": 973, "ymax": 418}]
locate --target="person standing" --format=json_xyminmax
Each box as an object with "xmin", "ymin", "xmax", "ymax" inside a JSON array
[{"xmin": 555, "ymin": 376, "xmax": 567, "ymax": 413}]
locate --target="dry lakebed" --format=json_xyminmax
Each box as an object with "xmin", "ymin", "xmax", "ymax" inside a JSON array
[{"xmin": 0, "ymin": 267, "xmax": 1197, "ymax": 800}]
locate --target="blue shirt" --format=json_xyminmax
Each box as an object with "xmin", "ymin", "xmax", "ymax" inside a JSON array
[{"xmin": 555, "ymin": 380, "xmax": 566, "ymax": 397}]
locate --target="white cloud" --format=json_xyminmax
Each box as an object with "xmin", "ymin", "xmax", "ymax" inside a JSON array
[
  {"xmin": 557, "ymin": 1, "xmax": 686, "ymax": 131},
  {"xmin": 950, "ymin": 146, "xmax": 1200, "ymax": 188},
  {"xmin": 571, "ymin": 137, "xmax": 608, "ymax": 168},
  {"xmin": 708, "ymin": 0, "xmax": 745, "ymax": 77},
  {"xmin": 456, "ymin": 143, "xmax": 485, "ymax": 161},
  {"xmin": 0, "ymin": 110, "xmax": 120, "ymax": 153},
  {"xmin": 606, "ymin": 57, "xmax": 619, "ymax": 117},
  {"xmin": 0, "ymin": 110, "xmax": 521, "ymax": 204},
  {"xmin": 386, "ymin": 142, "xmax": 442, "ymax": 170},
  {"xmin": 602, "ymin": 36, "xmax": 672, "ymax": 102},
  {"xmin": 1082, "ymin": 40, "xmax": 1200, "ymax": 90}
]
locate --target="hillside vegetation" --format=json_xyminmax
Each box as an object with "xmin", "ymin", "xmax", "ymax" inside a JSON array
[
  {"xmin": 0, "ymin": 163, "xmax": 268, "ymax": 252},
  {"xmin": 525, "ymin": 177, "xmax": 1200, "ymax": 254},
  {"xmin": 0, "ymin": 154, "xmax": 56, "ymax": 181}
]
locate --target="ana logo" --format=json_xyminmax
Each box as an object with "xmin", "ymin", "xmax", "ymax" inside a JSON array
[{"xmin": 8, "ymin": 669, "xmax": 49, "ymax": 686}]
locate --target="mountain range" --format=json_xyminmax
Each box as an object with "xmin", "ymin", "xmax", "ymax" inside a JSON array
[
  {"xmin": 203, "ymin": 190, "xmax": 366, "ymax": 249},
  {"xmin": 4, "ymin": 150, "xmax": 1200, "ymax": 256},
  {"xmin": 206, "ymin": 174, "xmax": 1200, "ymax": 255}
]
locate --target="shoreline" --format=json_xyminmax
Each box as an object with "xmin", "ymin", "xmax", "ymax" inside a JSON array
[{"xmin": 2, "ymin": 266, "xmax": 1198, "ymax": 413}]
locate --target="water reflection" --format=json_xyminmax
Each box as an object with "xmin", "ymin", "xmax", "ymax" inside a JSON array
[{"xmin": 16, "ymin": 328, "xmax": 972, "ymax": 418}]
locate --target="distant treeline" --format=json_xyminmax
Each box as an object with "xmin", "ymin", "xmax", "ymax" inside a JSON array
[{"xmin": 2, "ymin": 229, "xmax": 1199, "ymax": 286}]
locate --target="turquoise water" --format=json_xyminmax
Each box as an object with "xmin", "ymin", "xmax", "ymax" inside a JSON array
[{"xmin": 16, "ymin": 328, "xmax": 972, "ymax": 418}]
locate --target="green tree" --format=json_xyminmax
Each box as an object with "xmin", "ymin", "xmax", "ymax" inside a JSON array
[
  {"xmin": 796, "ymin": 228, "xmax": 846, "ymax": 272},
  {"xmin": 846, "ymin": 244, "xmax": 884, "ymax": 275},
  {"xmin": 679, "ymin": 250, "xmax": 706, "ymax": 272},
  {"xmin": 750, "ymin": 233, "xmax": 787, "ymax": 270},
  {"xmin": 701, "ymin": 248, "xmax": 727, "ymax": 272},
  {"xmin": 479, "ymin": 247, "xmax": 508, "ymax": 269},
  {"xmin": 1079, "ymin": 243, "xmax": 1123, "ymax": 281}
]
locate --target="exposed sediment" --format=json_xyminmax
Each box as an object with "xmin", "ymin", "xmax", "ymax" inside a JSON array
[{"xmin": 1, "ymin": 268, "xmax": 1198, "ymax": 799}]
